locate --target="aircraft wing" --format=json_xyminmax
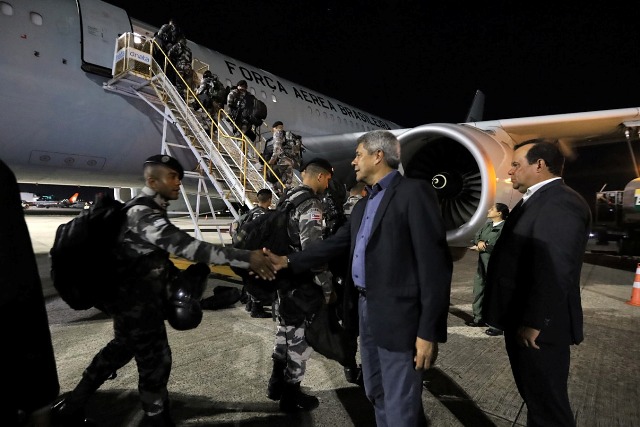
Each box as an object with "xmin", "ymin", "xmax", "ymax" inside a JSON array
[{"xmin": 470, "ymin": 107, "xmax": 640, "ymax": 148}]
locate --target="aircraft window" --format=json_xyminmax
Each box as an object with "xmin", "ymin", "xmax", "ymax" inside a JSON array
[
  {"xmin": 315, "ymin": 109, "xmax": 320, "ymax": 117},
  {"xmin": 323, "ymin": 112, "xmax": 328, "ymax": 120},
  {"xmin": 249, "ymin": 87, "xmax": 256, "ymax": 96},
  {"xmin": 261, "ymin": 91, "xmax": 267, "ymax": 100},
  {"xmin": 307, "ymin": 106, "xmax": 313, "ymax": 116},
  {"xmin": 225, "ymin": 79, "xmax": 232, "ymax": 87},
  {"xmin": 0, "ymin": 2, "xmax": 13, "ymax": 16},
  {"xmin": 30, "ymin": 11, "xmax": 43, "ymax": 26},
  {"xmin": 271, "ymin": 93, "xmax": 277, "ymax": 103}
]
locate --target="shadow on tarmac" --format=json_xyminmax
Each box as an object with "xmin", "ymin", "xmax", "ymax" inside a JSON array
[{"xmin": 75, "ymin": 386, "xmax": 376, "ymax": 426}]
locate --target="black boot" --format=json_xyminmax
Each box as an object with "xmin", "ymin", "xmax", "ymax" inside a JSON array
[
  {"xmin": 279, "ymin": 382, "xmax": 319, "ymax": 412},
  {"xmin": 140, "ymin": 412, "xmax": 175, "ymax": 427},
  {"xmin": 244, "ymin": 299, "xmax": 253, "ymax": 312},
  {"xmin": 343, "ymin": 363, "xmax": 364, "ymax": 387},
  {"xmin": 140, "ymin": 401, "xmax": 175, "ymax": 427},
  {"xmin": 267, "ymin": 359, "xmax": 287, "ymax": 400},
  {"xmin": 50, "ymin": 397, "xmax": 96, "ymax": 427},
  {"xmin": 51, "ymin": 373, "xmax": 104, "ymax": 427},
  {"xmin": 250, "ymin": 301, "xmax": 271, "ymax": 318}
]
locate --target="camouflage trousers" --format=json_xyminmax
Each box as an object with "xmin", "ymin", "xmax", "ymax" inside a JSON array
[
  {"xmin": 78, "ymin": 275, "xmax": 172, "ymax": 416},
  {"xmin": 273, "ymin": 157, "xmax": 298, "ymax": 194},
  {"xmin": 272, "ymin": 317, "xmax": 314, "ymax": 383}
]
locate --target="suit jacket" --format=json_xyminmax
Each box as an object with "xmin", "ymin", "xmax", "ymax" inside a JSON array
[
  {"xmin": 483, "ymin": 179, "xmax": 591, "ymax": 345},
  {"xmin": 289, "ymin": 173, "xmax": 452, "ymax": 351}
]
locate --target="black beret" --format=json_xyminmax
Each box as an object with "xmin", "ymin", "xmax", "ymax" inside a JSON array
[
  {"xmin": 236, "ymin": 80, "xmax": 247, "ymax": 87},
  {"xmin": 144, "ymin": 155, "xmax": 184, "ymax": 179},
  {"xmin": 301, "ymin": 158, "xmax": 333, "ymax": 174},
  {"xmin": 272, "ymin": 121, "xmax": 283, "ymax": 128}
]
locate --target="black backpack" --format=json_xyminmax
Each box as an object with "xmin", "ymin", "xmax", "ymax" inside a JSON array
[
  {"xmin": 209, "ymin": 79, "xmax": 229, "ymax": 105},
  {"xmin": 241, "ymin": 93, "xmax": 267, "ymax": 126},
  {"xmin": 49, "ymin": 194, "xmax": 153, "ymax": 310},
  {"xmin": 231, "ymin": 189, "xmax": 314, "ymax": 301}
]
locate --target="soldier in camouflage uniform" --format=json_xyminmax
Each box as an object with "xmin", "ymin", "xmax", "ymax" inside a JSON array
[
  {"xmin": 167, "ymin": 36, "xmax": 193, "ymax": 99},
  {"xmin": 268, "ymin": 123, "xmax": 303, "ymax": 195},
  {"xmin": 51, "ymin": 155, "xmax": 275, "ymax": 427},
  {"xmin": 191, "ymin": 70, "xmax": 227, "ymax": 127},
  {"xmin": 155, "ymin": 19, "xmax": 182, "ymax": 53},
  {"xmin": 234, "ymin": 188, "xmax": 274, "ymax": 318},
  {"xmin": 152, "ymin": 18, "xmax": 182, "ymax": 68},
  {"xmin": 343, "ymin": 181, "xmax": 367, "ymax": 217},
  {"xmin": 268, "ymin": 158, "xmax": 334, "ymax": 412},
  {"xmin": 225, "ymin": 80, "xmax": 256, "ymax": 143}
]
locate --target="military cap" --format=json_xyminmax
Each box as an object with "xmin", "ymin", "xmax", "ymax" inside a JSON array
[
  {"xmin": 236, "ymin": 80, "xmax": 248, "ymax": 88},
  {"xmin": 144, "ymin": 154, "xmax": 184, "ymax": 179},
  {"xmin": 272, "ymin": 120, "xmax": 283, "ymax": 128},
  {"xmin": 301, "ymin": 157, "xmax": 333, "ymax": 174}
]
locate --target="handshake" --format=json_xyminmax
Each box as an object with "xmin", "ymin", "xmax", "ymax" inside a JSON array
[{"xmin": 246, "ymin": 248, "xmax": 290, "ymax": 280}]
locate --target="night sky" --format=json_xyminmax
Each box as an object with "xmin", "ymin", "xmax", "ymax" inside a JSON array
[
  {"xmin": 105, "ymin": 1, "xmax": 640, "ymax": 126},
  {"xmin": 22, "ymin": 2, "xmax": 640, "ymax": 206}
]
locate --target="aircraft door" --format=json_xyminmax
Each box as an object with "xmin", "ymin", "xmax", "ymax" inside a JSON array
[{"xmin": 77, "ymin": 0, "xmax": 132, "ymax": 74}]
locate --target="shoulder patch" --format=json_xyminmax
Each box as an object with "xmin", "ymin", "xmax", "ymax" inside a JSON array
[{"xmin": 307, "ymin": 207, "xmax": 323, "ymax": 222}]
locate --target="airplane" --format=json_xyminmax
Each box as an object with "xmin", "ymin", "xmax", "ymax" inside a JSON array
[
  {"xmin": 2, "ymin": 0, "xmax": 640, "ymax": 259},
  {"xmin": 28, "ymin": 192, "xmax": 80, "ymax": 208}
]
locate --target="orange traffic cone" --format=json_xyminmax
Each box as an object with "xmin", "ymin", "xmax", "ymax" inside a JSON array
[{"xmin": 626, "ymin": 263, "xmax": 640, "ymax": 307}]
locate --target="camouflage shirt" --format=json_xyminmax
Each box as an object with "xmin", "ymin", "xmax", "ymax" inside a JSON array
[
  {"xmin": 168, "ymin": 42, "xmax": 192, "ymax": 70},
  {"xmin": 196, "ymin": 76, "xmax": 226, "ymax": 103},
  {"xmin": 284, "ymin": 186, "xmax": 333, "ymax": 295},
  {"xmin": 226, "ymin": 88, "xmax": 247, "ymax": 112},
  {"xmin": 120, "ymin": 187, "xmax": 251, "ymax": 272},
  {"xmin": 155, "ymin": 22, "xmax": 181, "ymax": 50},
  {"xmin": 343, "ymin": 195, "xmax": 363, "ymax": 217},
  {"xmin": 271, "ymin": 130, "xmax": 302, "ymax": 166}
]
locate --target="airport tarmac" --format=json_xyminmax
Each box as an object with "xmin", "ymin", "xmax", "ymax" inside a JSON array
[{"xmin": 26, "ymin": 213, "xmax": 640, "ymax": 426}]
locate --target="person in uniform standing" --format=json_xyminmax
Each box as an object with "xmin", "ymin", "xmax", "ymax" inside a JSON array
[
  {"xmin": 167, "ymin": 36, "xmax": 193, "ymax": 99},
  {"xmin": 238, "ymin": 188, "xmax": 275, "ymax": 319},
  {"xmin": 152, "ymin": 18, "xmax": 182, "ymax": 69},
  {"xmin": 268, "ymin": 122, "xmax": 303, "ymax": 195},
  {"xmin": 226, "ymin": 80, "xmax": 256, "ymax": 143},
  {"xmin": 342, "ymin": 181, "xmax": 367, "ymax": 217},
  {"xmin": 465, "ymin": 202, "xmax": 509, "ymax": 337},
  {"xmin": 267, "ymin": 158, "xmax": 334, "ymax": 412},
  {"xmin": 191, "ymin": 70, "xmax": 227, "ymax": 128},
  {"xmin": 51, "ymin": 154, "xmax": 275, "ymax": 427}
]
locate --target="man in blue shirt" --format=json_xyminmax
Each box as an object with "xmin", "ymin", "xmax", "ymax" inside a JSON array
[{"xmin": 266, "ymin": 130, "xmax": 452, "ymax": 426}]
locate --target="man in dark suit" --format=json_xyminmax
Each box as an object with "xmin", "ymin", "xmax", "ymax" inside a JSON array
[
  {"xmin": 483, "ymin": 139, "xmax": 591, "ymax": 427},
  {"xmin": 266, "ymin": 130, "xmax": 452, "ymax": 426}
]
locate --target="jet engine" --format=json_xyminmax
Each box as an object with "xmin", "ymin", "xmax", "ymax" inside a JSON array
[
  {"xmin": 303, "ymin": 124, "xmax": 519, "ymax": 259},
  {"xmin": 397, "ymin": 124, "xmax": 517, "ymax": 254}
]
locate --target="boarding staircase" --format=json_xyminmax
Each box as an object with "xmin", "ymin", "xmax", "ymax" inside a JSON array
[{"xmin": 103, "ymin": 33, "xmax": 296, "ymax": 240}]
